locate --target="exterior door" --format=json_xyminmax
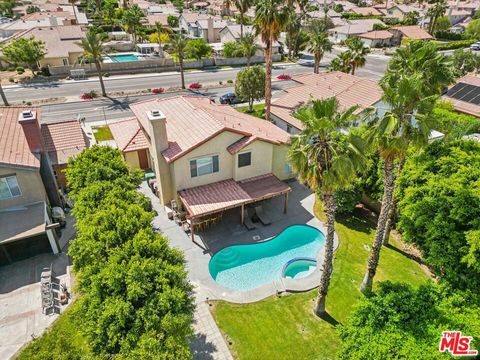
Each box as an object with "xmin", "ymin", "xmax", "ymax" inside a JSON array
[{"xmin": 138, "ymin": 149, "xmax": 149, "ymax": 170}]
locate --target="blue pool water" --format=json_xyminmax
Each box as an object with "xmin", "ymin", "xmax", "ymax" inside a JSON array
[
  {"xmin": 283, "ymin": 258, "xmax": 317, "ymax": 279},
  {"xmin": 109, "ymin": 54, "xmax": 139, "ymax": 62},
  {"xmin": 209, "ymin": 225, "xmax": 325, "ymax": 291}
]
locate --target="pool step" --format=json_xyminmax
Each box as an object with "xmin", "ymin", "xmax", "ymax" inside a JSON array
[{"xmin": 214, "ymin": 248, "xmax": 241, "ymax": 266}]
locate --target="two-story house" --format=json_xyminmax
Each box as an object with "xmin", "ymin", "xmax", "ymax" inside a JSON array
[
  {"xmin": 127, "ymin": 96, "xmax": 293, "ymax": 236},
  {"xmin": 0, "ymin": 107, "xmax": 62, "ymax": 265}
]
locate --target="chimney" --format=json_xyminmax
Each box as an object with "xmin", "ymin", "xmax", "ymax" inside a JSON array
[
  {"xmin": 147, "ymin": 109, "xmax": 168, "ymax": 152},
  {"xmin": 18, "ymin": 110, "xmax": 44, "ymax": 153}
]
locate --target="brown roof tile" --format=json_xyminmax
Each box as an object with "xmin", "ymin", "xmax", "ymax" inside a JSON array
[
  {"xmin": 109, "ymin": 118, "xmax": 149, "ymax": 152},
  {"xmin": 40, "ymin": 120, "xmax": 87, "ymax": 165}
]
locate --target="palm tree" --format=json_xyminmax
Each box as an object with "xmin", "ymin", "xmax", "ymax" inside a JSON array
[
  {"xmin": 427, "ymin": 0, "xmax": 447, "ymax": 34},
  {"xmin": 122, "ymin": 5, "xmax": 144, "ymax": 45},
  {"xmin": 240, "ymin": 32, "xmax": 257, "ymax": 66},
  {"xmin": 223, "ymin": 0, "xmax": 232, "ymax": 16},
  {"xmin": 345, "ymin": 37, "xmax": 369, "ymax": 75},
  {"xmin": 170, "ymin": 33, "xmax": 188, "ymax": 89},
  {"xmin": 235, "ymin": 0, "xmax": 252, "ymax": 40},
  {"xmin": 0, "ymin": 82, "xmax": 9, "ymax": 106},
  {"xmin": 288, "ymin": 97, "xmax": 365, "ymax": 316},
  {"xmin": 329, "ymin": 50, "xmax": 352, "ymax": 73},
  {"xmin": 308, "ymin": 20, "xmax": 332, "ymax": 74},
  {"xmin": 154, "ymin": 21, "xmax": 172, "ymax": 57},
  {"xmin": 78, "ymin": 30, "xmax": 107, "ymax": 97},
  {"xmin": 379, "ymin": 40, "xmax": 455, "ymax": 245},
  {"xmin": 254, "ymin": 0, "xmax": 288, "ymax": 122},
  {"xmin": 285, "ymin": 9, "xmax": 301, "ymax": 59}
]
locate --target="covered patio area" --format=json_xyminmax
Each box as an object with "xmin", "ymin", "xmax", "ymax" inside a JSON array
[{"xmin": 178, "ymin": 174, "xmax": 291, "ymax": 241}]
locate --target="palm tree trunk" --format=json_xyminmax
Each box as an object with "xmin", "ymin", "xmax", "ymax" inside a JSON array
[
  {"xmin": 314, "ymin": 52, "xmax": 320, "ymax": 74},
  {"xmin": 247, "ymin": 55, "xmax": 251, "ymax": 67},
  {"xmin": 0, "ymin": 83, "xmax": 9, "ymax": 106},
  {"xmin": 240, "ymin": 13, "xmax": 244, "ymax": 41},
  {"xmin": 95, "ymin": 61, "xmax": 107, "ymax": 97},
  {"xmin": 179, "ymin": 56, "xmax": 185, "ymax": 89},
  {"xmin": 265, "ymin": 38, "xmax": 272, "ymax": 122},
  {"xmin": 382, "ymin": 156, "xmax": 406, "ymax": 246},
  {"xmin": 360, "ymin": 157, "xmax": 395, "ymax": 293},
  {"xmin": 351, "ymin": 63, "xmax": 356, "ymax": 75},
  {"xmin": 314, "ymin": 192, "xmax": 336, "ymax": 317}
]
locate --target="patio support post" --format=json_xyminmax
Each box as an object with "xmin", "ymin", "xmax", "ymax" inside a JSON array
[
  {"xmin": 191, "ymin": 222, "xmax": 195, "ymax": 242},
  {"xmin": 284, "ymin": 192, "xmax": 289, "ymax": 214},
  {"xmin": 241, "ymin": 204, "xmax": 245, "ymax": 224}
]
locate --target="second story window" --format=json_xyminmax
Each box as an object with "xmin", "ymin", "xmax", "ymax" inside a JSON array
[
  {"xmin": 190, "ymin": 155, "xmax": 219, "ymax": 177},
  {"xmin": 0, "ymin": 175, "xmax": 22, "ymax": 200},
  {"xmin": 238, "ymin": 152, "xmax": 251, "ymax": 168}
]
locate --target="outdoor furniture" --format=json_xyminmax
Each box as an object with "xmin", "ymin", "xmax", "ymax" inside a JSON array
[
  {"xmin": 255, "ymin": 205, "xmax": 272, "ymax": 226},
  {"xmin": 243, "ymin": 209, "xmax": 257, "ymax": 230}
]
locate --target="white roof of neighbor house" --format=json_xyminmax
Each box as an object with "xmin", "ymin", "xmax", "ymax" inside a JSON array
[
  {"xmin": 330, "ymin": 19, "xmax": 386, "ymax": 35},
  {"xmin": 220, "ymin": 24, "xmax": 254, "ymax": 39},
  {"xmin": 147, "ymin": 5, "xmax": 179, "ymax": 15}
]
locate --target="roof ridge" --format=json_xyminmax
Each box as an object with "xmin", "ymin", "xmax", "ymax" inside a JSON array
[{"xmin": 122, "ymin": 127, "xmax": 142, "ymax": 152}]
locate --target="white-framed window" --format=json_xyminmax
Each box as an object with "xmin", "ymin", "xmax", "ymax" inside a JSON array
[
  {"xmin": 238, "ymin": 151, "xmax": 251, "ymax": 168},
  {"xmin": 0, "ymin": 175, "xmax": 22, "ymax": 200},
  {"xmin": 190, "ymin": 155, "xmax": 219, "ymax": 177}
]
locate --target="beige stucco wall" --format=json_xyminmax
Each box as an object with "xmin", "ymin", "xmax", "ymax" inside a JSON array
[
  {"xmin": 272, "ymin": 144, "xmax": 293, "ymax": 180},
  {"xmin": 0, "ymin": 166, "xmax": 47, "ymax": 209},
  {"xmin": 124, "ymin": 151, "xmax": 140, "ymax": 169},
  {"xmin": 233, "ymin": 140, "xmax": 273, "ymax": 181}
]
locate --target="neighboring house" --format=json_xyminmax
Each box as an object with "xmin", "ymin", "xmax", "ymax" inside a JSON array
[
  {"xmin": 270, "ymin": 72, "xmax": 384, "ymax": 134},
  {"xmin": 109, "ymin": 118, "xmax": 151, "ymax": 170},
  {"xmin": 128, "ymin": 96, "xmax": 293, "ymax": 211},
  {"xmin": 447, "ymin": 8, "xmax": 471, "ymax": 25},
  {"xmin": 41, "ymin": 120, "xmax": 88, "ymax": 189},
  {"xmin": 0, "ymin": 107, "xmax": 63, "ymax": 265},
  {"xmin": 351, "ymin": 7, "xmax": 384, "ymax": 16},
  {"xmin": 145, "ymin": 14, "xmax": 170, "ymax": 27},
  {"xmin": 328, "ymin": 19, "xmax": 386, "ymax": 43},
  {"xmin": 358, "ymin": 30, "xmax": 394, "ymax": 47},
  {"xmin": 385, "ymin": 4, "xmax": 423, "ymax": 21},
  {"xmin": 443, "ymin": 75, "xmax": 480, "ymax": 118},
  {"xmin": 196, "ymin": 17, "xmax": 229, "ymax": 43},
  {"xmin": 147, "ymin": 4, "xmax": 179, "ymax": 15},
  {"xmin": 3, "ymin": 25, "xmax": 86, "ymax": 67},
  {"xmin": 178, "ymin": 13, "xmax": 215, "ymax": 38},
  {"xmin": 388, "ymin": 25, "xmax": 432, "ymax": 45},
  {"xmin": 219, "ymin": 25, "xmax": 281, "ymax": 56}
]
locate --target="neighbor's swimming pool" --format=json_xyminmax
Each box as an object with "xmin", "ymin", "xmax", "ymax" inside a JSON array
[
  {"xmin": 208, "ymin": 225, "xmax": 325, "ymax": 291},
  {"xmin": 108, "ymin": 54, "xmax": 140, "ymax": 62}
]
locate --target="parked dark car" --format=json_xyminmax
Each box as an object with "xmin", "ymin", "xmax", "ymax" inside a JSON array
[{"xmin": 219, "ymin": 92, "xmax": 242, "ymax": 105}]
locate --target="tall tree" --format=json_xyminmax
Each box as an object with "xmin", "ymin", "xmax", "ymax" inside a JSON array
[
  {"xmin": 0, "ymin": 82, "xmax": 9, "ymax": 106},
  {"xmin": 254, "ymin": 0, "xmax": 288, "ymax": 121},
  {"xmin": 285, "ymin": 9, "xmax": 301, "ymax": 59},
  {"xmin": 288, "ymin": 98, "xmax": 365, "ymax": 316},
  {"xmin": 345, "ymin": 37, "xmax": 369, "ymax": 76},
  {"xmin": 78, "ymin": 30, "xmax": 107, "ymax": 97},
  {"xmin": 170, "ymin": 33, "xmax": 188, "ymax": 89},
  {"xmin": 122, "ymin": 5, "xmax": 144, "ymax": 44},
  {"xmin": 427, "ymin": 0, "xmax": 447, "ymax": 34},
  {"xmin": 2, "ymin": 37, "xmax": 46, "ymax": 74},
  {"xmin": 308, "ymin": 19, "xmax": 333, "ymax": 74},
  {"xmin": 235, "ymin": 65, "xmax": 266, "ymax": 111},
  {"xmin": 154, "ymin": 21, "xmax": 171, "ymax": 57},
  {"xmin": 329, "ymin": 50, "xmax": 352, "ymax": 73},
  {"xmin": 240, "ymin": 32, "xmax": 257, "ymax": 66},
  {"xmin": 235, "ymin": 0, "xmax": 252, "ymax": 40}
]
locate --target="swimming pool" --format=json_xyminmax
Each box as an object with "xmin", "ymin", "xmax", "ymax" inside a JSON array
[
  {"xmin": 283, "ymin": 258, "xmax": 317, "ymax": 279},
  {"xmin": 209, "ymin": 225, "xmax": 325, "ymax": 291},
  {"xmin": 108, "ymin": 54, "xmax": 140, "ymax": 62}
]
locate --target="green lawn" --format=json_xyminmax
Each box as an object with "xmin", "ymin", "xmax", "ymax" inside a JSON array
[
  {"xmin": 236, "ymin": 104, "xmax": 265, "ymax": 119},
  {"xmin": 212, "ymin": 200, "xmax": 430, "ymax": 360},
  {"xmin": 17, "ymin": 301, "xmax": 91, "ymax": 360},
  {"xmin": 93, "ymin": 126, "xmax": 113, "ymax": 142}
]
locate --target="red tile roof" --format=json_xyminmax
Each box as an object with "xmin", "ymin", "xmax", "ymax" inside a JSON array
[
  {"xmin": 178, "ymin": 173, "xmax": 291, "ymax": 217},
  {"xmin": 41, "ymin": 120, "xmax": 88, "ymax": 165},
  {"xmin": 108, "ymin": 118, "xmax": 149, "ymax": 152},
  {"xmin": 391, "ymin": 25, "xmax": 433, "ymax": 40},
  {"xmin": 359, "ymin": 30, "xmax": 393, "ymax": 39},
  {"xmin": 271, "ymin": 72, "xmax": 382, "ymax": 130},
  {"xmin": 0, "ymin": 107, "xmax": 41, "ymax": 169},
  {"xmin": 130, "ymin": 96, "xmax": 290, "ymax": 163},
  {"xmin": 226, "ymin": 136, "xmax": 257, "ymax": 154}
]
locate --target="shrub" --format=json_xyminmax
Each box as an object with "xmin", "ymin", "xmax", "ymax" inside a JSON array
[
  {"xmin": 435, "ymin": 30, "xmax": 470, "ymax": 41},
  {"xmin": 16, "ymin": 66, "xmax": 24, "ymax": 74},
  {"xmin": 103, "ymin": 72, "xmax": 110, "ymax": 77},
  {"xmin": 188, "ymin": 82, "xmax": 202, "ymax": 89},
  {"xmin": 80, "ymin": 90, "xmax": 98, "ymax": 100},
  {"xmin": 151, "ymin": 87, "xmax": 165, "ymax": 94},
  {"xmin": 9, "ymin": 77, "xmax": 14, "ymax": 82},
  {"xmin": 276, "ymin": 74, "xmax": 292, "ymax": 80},
  {"xmin": 227, "ymin": 79, "xmax": 234, "ymax": 84},
  {"xmin": 434, "ymin": 39, "xmax": 476, "ymax": 51}
]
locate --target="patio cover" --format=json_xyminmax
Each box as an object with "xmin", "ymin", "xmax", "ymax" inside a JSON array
[
  {"xmin": 178, "ymin": 173, "xmax": 291, "ymax": 218},
  {"xmin": 0, "ymin": 202, "xmax": 46, "ymax": 245}
]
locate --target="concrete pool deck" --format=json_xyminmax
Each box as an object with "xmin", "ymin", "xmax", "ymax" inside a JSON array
[{"xmin": 141, "ymin": 180, "xmax": 337, "ymax": 304}]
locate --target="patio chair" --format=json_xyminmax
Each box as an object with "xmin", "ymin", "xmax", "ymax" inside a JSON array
[
  {"xmin": 243, "ymin": 209, "xmax": 256, "ymax": 230},
  {"xmin": 254, "ymin": 205, "xmax": 272, "ymax": 226}
]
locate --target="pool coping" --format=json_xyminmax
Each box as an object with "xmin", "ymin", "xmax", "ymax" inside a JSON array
[{"xmin": 198, "ymin": 218, "xmax": 339, "ymax": 304}]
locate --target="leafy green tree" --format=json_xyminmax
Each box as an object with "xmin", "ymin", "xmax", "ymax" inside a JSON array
[
  {"xmin": 334, "ymin": 180, "xmax": 362, "ymax": 215},
  {"xmin": 288, "ymin": 97, "xmax": 365, "ymax": 316},
  {"xmin": 26, "ymin": 5, "xmax": 41, "ymax": 13},
  {"xmin": 185, "ymin": 38, "xmax": 212, "ymax": 60},
  {"xmin": 254, "ymin": 0, "xmax": 288, "ymax": 121},
  {"xmin": 433, "ymin": 101, "xmax": 480, "ymax": 138},
  {"xmin": 345, "ymin": 37, "xmax": 369, "ymax": 75},
  {"xmin": 240, "ymin": 32, "xmax": 257, "ymax": 66},
  {"xmin": 402, "ymin": 10, "xmax": 419, "ymax": 25},
  {"xmin": 308, "ymin": 19, "xmax": 332, "ymax": 74},
  {"xmin": 167, "ymin": 15, "xmax": 179, "ymax": 28},
  {"xmin": 0, "ymin": 0, "xmax": 15, "ymax": 17},
  {"xmin": 223, "ymin": 41, "xmax": 241, "ymax": 57},
  {"xmin": 285, "ymin": 9, "xmax": 302, "ymax": 59},
  {"xmin": 397, "ymin": 139, "xmax": 480, "ymax": 291},
  {"xmin": 235, "ymin": 65, "xmax": 266, "ymax": 111},
  {"xmin": 466, "ymin": 18, "xmax": 480, "ymax": 39},
  {"xmin": 170, "ymin": 33, "xmax": 188, "ymax": 89},
  {"xmin": 451, "ymin": 48, "xmax": 480, "ymax": 76},
  {"xmin": 339, "ymin": 281, "xmax": 480, "ymax": 359},
  {"xmin": 234, "ymin": 0, "xmax": 253, "ymax": 39},
  {"xmin": 77, "ymin": 30, "xmax": 108, "ymax": 97},
  {"xmin": 329, "ymin": 50, "xmax": 352, "ymax": 73},
  {"xmin": 427, "ymin": 0, "xmax": 447, "ymax": 34},
  {"xmin": 154, "ymin": 21, "xmax": 171, "ymax": 56},
  {"xmin": 122, "ymin": 4, "xmax": 144, "ymax": 44},
  {"xmin": 2, "ymin": 37, "xmax": 46, "ymax": 73},
  {"xmin": 434, "ymin": 15, "xmax": 451, "ymax": 32}
]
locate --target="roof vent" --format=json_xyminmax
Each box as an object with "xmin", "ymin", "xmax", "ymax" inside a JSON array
[{"xmin": 147, "ymin": 109, "xmax": 166, "ymax": 121}]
